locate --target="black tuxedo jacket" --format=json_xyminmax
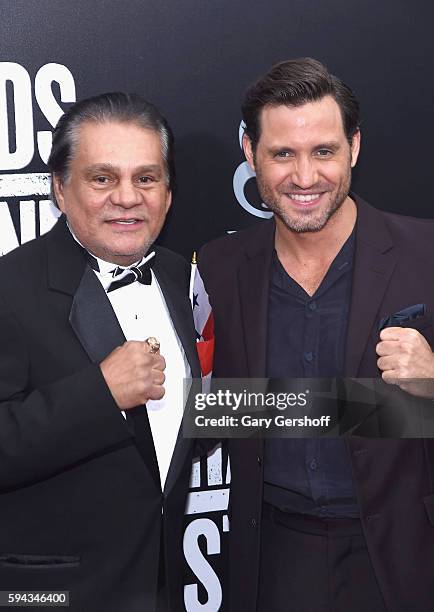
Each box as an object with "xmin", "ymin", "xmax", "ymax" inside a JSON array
[
  {"xmin": 0, "ymin": 217, "xmax": 200, "ymax": 611},
  {"xmin": 199, "ymin": 196, "xmax": 434, "ymax": 612}
]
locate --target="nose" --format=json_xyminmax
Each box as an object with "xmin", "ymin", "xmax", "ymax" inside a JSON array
[
  {"xmin": 290, "ymin": 156, "xmax": 318, "ymax": 189},
  {"xmin": 110, "ymin": 179, "xmax": 142, "ymax": 208}
]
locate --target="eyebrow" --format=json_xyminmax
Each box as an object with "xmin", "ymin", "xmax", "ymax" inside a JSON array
[
  {"xmin": 313, "ymin": 141, "xmax": 341, "ymax": 150},
  {"xmin": 83, "ymin": 163, "xmax": 163, "ymax": 176},
  {"xmin": 268, "ymin": 141, "xmax": 342, "ymax": 154}
]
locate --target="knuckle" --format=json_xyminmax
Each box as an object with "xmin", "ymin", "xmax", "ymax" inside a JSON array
[
  {"xmin": 154, "ymin": 372, "xmax": 165, "ymax": 385},
  {"xmin": 155, "ymin": 386, "xmax": 165, "ymax": 400}
]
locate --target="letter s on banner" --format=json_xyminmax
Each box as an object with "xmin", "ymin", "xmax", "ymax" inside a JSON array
[
  {"xmin": 183, "ymin": 518, "xmax": 222, "ymax": 611},
  {"xmin": 35, "ymin": 63, "xmax": 76, "ymax": 163},
  {"xmin": 0, "ymin": 62, "xmax": 76, "ymax": 170}
]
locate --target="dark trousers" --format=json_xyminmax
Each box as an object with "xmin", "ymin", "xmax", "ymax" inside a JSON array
[{"xmin": 257, "ymin": 503, "xmax": 387, "ymax": 612}]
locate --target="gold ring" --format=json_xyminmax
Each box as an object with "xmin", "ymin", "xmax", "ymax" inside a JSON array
[{"xmin": 146, "ymin": 337, "xmax": 160, "ymax": 354}]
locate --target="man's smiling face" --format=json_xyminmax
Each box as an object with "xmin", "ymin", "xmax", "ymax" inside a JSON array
[
  {"xmin": 53, "ymin": 120, "xmax": 171, "ymax": 265},
  {"xmin": 244, "ymin": 95, "xmax": 360, "ymax": 233}
]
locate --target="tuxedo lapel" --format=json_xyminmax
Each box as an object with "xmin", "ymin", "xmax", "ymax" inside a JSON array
[
  {"xmin": 45, "ymin": 216, "xmax": 125, "ymax": 364},
  {"xmin": 344, "ymin": 198, "xmax": 397, "ymax": 376},
  {"xmin": 69, "ymin": 265, "xmax": 125, "ymax": 362},
  {"xmin": 46, "ymin": 217, "xmax": 160, "ymax": 489},
  {"xmin": 238, "ymin": 220, "xmax": 275, "ymax": 377}
]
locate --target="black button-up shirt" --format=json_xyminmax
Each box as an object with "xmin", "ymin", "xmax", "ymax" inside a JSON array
[{"xmin": 264, "ymin": 230, "xmax": 359, "ymax": 518}]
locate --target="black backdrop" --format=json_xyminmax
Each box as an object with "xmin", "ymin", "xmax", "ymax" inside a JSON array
[
  {"xmin": 1, "ymin": 1, "xmax": 433, "ymax": 609},
  {"xmin": 1, "ymin": 0, "xmax": 434, "ymax": 260}
]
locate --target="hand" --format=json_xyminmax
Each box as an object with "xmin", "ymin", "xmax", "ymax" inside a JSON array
[
  {"xmin": 100, "ymin": 341, "xmax": 166, "ymax": 410},
  {"xmin": 376, "ymin": 327, "xmax": 434, "ymax": 398}
]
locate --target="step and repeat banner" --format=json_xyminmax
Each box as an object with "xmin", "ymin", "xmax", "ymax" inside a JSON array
[{"xmin": 1, "ymin": 1, "xmax": 433, "ymax": 610}]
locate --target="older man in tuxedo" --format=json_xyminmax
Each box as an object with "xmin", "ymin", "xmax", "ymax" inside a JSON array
[{"xmin": 0, "ymin": 93, "xmax": 199, "ymax": 611}]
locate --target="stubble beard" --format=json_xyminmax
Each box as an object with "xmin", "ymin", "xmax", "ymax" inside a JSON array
[
  {"xmin": 255, "ymin": 168, "xmax": 352, "ymax": 234},
  {"xmin": 84, "ymin": 228, "xmax": 153, "ymax": 267}
]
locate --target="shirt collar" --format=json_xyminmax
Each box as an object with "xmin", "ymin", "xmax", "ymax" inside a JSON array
[{"xmin": 271, "ymin": 225, "xmax": 356, "ymax": 298}]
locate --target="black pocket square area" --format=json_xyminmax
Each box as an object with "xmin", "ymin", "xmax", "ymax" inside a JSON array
[{"xmin": 379, "ymin": 304, "xmax": 426, "ymax": 331}]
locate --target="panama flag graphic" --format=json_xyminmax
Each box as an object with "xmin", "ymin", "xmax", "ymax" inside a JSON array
[{"xmin": 189, "ymin": 253, "xmax": 214, "ymax": 380}]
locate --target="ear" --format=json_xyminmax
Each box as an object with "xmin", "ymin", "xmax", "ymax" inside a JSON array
[
  {"xmin": 350, "ymin": 129, "xmax": 361, "ymax": 168},
  {"xmin": 165, "ymin": 190, "xmax": 172, "ymax": 213},
  {"xmin": 52, "ymin": 174, "xmax": 66, "ymax": 212},
  {"xmin": 242, "ymin": 133, "xmax": 256, "ymax": 172}
]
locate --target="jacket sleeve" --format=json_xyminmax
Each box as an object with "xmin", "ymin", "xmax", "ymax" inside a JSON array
[{"xmin": 0, "ymin": 301, "xmax": 134, "ymax": 492}]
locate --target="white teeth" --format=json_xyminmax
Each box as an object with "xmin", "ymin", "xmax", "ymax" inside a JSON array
[
  {"xmin": 288, "ymin": 193, "xmax": 321, "ymax": 203},
  {"xmin": 115, "ymin": 220, "xmax": 136, "ymax": 224}
]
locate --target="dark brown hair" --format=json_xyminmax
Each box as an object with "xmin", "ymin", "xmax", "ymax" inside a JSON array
[{"xmin": 242, "ymin": 57, "xmax": 360, "ymax": 149}]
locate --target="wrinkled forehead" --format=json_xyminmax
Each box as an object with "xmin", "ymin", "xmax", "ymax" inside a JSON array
[{"xmin": 66, "ymin": 121, "xmax": 166, "ymax": 179}]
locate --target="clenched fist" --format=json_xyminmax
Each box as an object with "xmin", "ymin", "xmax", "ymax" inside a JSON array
[
  {"xmin": 100, "ymin": 341, "xmax": 166, "ymax": 410},
  {"xmin": 376, "ymin": 327, "xmax": 434, "ymax": 398}
]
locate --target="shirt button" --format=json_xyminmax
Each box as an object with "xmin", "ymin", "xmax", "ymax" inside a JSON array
[
  {"xmin": 309, "ymin": 458, "xmax": 318, "ymax": 471},
  {"xmin": 257, "ymin": 456, "xmax": 262, "ymax": 466},
  {"xmin": 304, "ymin": 351, "xmax": 314, "ymax": 363},
  {"xmin": 308, "ymin": 301, "xmax": 317, "ymax": 311}
]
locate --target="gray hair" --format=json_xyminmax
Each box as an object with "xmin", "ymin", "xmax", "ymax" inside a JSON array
[{"xmin": 48, "ymin": 92, "xmax": 175, "ymax": 206}]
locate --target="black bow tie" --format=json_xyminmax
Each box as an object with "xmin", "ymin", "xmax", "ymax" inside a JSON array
[
  {"xmin": 86, "ymin": 252, "xmax": 153, "ymax": 292},
  {"xmin": 107, "ymin": 263, "xmax": 152, "ymax": 292}
]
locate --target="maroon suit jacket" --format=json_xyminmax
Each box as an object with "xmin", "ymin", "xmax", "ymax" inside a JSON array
[{"xmin": 199, "ymin": 196, "xmax": 434, "ymax": 612}]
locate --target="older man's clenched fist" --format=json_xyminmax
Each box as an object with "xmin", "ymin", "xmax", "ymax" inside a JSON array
[{"xmin": 100, "ymin": 340, "xmax": 166, "ymax": 410}]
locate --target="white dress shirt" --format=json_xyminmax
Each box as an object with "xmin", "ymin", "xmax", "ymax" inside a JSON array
[{"xmin": 81, "ymin": 246, "xmax": 189, "ymax": 489}]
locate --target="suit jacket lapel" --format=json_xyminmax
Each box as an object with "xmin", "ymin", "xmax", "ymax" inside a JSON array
[
  {"xmin": 152, "ymin": 251, "xmax": 200, "ymax": 496},
  {"xmin": 238, "ymin": 220, "xmax": 275, "ymax": 377},
  {"xmin": 344, "ymin": 197, "xmax": 397, "ymax": 376}
]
